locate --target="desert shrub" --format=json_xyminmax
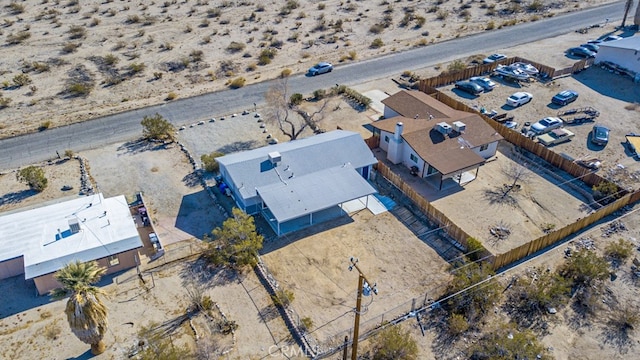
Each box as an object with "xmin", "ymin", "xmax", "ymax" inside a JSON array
[
  {"xmin": 271, "ymin": 289, "xmax": 294, "ymax": 308},
  {"xmin": 161, "ymin": 42, "xmax": 174, "ymax": 51},
  {"xmin": 166, "ymin": 92, "xmax": 177, "ymax": 100},
  {"xmin": 317, "ymin": 3, "xmax": 325, "ymax": 10},
  {"xmin": 446, "ymin": 262, "xmax": 501, "ymax": 324},
  {"xmin": 280, "ymin": 68, "xmax": 292, "ymax": 77},
  {"xmin": 201, "ymin": 151, "xmax": 224, "ymax": 173},
  {"xmin": 0, "ymin": 94, "xmax": 12, "ymax": 108},
  {"xmin": 190, "ymin": 50, "xmax": 204, "ymax": 62},
  {"xmin": 141, "ymin": 113, "xmax": 175, "ymax": 141},
  {"xmin": 13, "ymin": 74, "xmax": 32, "ymax": 87},
  {"xmin": 447, "ymin": 313, "xmax": 470, "ymax": 335},
  {"xmin": 153, "ymin": 72, "xmax": 163, "ymax": 80},
  {"xmin": 68, "ymin": 25, "xmax": 86, "ymax": 39},
  {"xmin": 592, "ymin": 181, "xmax": 621, "ymax": 204},
  {"xmin": 559, "ymin": 248, "xmax": 609, "ymax": 314},
  {"xmin": 246, "ymin": 63, "xmax": 257, "ymax": 71},
  {"xmin": 128, "ymin": 62, "xmax": 146, "ymax": 74},
  {"xmin": 258, "ymin": 48, "xmax": 277, "ymax": 65},
  {"xmin": 415, "ymin": 15, "xmax": 426, "ymax": 28},
  {"xmin": 39, "ymin": 121, "xmax": 51, "ymax": 130},
  {"xmin": 89, "ymin": 17, "xmax": 101, "ymax": 27},
  {"xmin": 8, "ymin": 2, "xmax": 26, "ymax": 14},
  {"xmin": 604, "ymin": 239, "xmax": 634, "ymax": 264},
  {"xmin": 369, "ymin": 23, "xmax": 384, "ymax": 34},
  {"xmin": 465, "ymin": 237, "xmax": 486, "ymax": 262},
  {"xmin": 528, "ymin": 0, "xmax": 545, "ymax": 12},
  {"xmin": 7, "ymin": 31, "xmax": 31, "ymax": 45},
  {"xmin": 229, "ymin": 77, "xmax": 246, "ymax": 88},
  {"xmin": 486, "ymin": 20, "xmax": 496, "ymax": 30},
  {"xmin": 436, "ymin": 9, "xmax": 449, "ymax": 20},
  {"xmin": 469, "ymin": 324, "xmax": 551, "ymax": 360},
  {"xmin": 300, "ymin": 317, "xmax": 313, "ymax": 332},
  {"xmin": 446, "ymin": 59, "xmax": 467, "ymax": 73},
  {"xmin": 66, "ymin": 83, "xmax": 91, "ymax": 96},
  {"xmin": 370, "ymin": 38, "xmax": 384, "ymax": 48},
  {"xmin": 17, "ymin": 166, "xmax": 48, "ymax": 192},
  {"xmin": 64, "ymin": 149, "xmax": 74, "ymax": 158},
  {"xmin": 313, "ymin": 89, "xmax": 326, "ymax": 100},
  {"xmin": 126, "ymin": 14, "xmax": 141, "ymax": 24},
  {"xmin": 104, "ymin": 54, "xmax": 119, "ymax": 66},
  {"xmin": 370, "ymin": 325, "xmax": 419, "ymax": 360},
  {"xmin": 61, "ymin": 42, "xmax": 81, "ymax": 53},
  {"xmin": 227, "ymin": 41, "xmax": 246, "ymax": 53},
  {"xmin": 289, "ymin": 93, "xmax": 303, "ymax": 105},
  {"xmin": 206, "ymin": 8, "xmax": 221, "ymax": 17}
]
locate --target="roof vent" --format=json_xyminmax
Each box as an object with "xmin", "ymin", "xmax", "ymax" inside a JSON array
[
  {"xmin": 268, "ymin": 151, "xmax": 281, "ymax": 165},
  {"xmin": 69, "ymin": 218, "xmax": 81, "ymax": 234},
  {"xmin": 452, "ymin": 121, "xmax": 466, "ymax": 133},
  {"xmin": 434, "ymin": 122, "xmax": 452, "ymax": 135}
]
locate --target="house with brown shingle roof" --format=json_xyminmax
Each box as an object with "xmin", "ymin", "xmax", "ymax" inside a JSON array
[{"xmin": 371, "ymin": 90, "xmax": 503, "ymax": 189}]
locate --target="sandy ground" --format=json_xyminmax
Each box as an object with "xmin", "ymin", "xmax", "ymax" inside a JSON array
[
  {"xmin": 1, "ymin": 2, "xmax": 639, "ymax": 359},
  {"xmin": 0, "ymin": 0, "xmax": 616, "ymax": 138}
]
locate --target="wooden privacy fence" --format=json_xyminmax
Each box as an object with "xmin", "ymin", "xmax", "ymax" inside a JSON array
[
  {"xmin": 491, "ymin": 191, "xmax": 638, "ymax": 269},
  {"xmin": 376, "ymin": 162, "xmax": 495, "ymax": 261},
  {"xmin": 418, "ymin": 56, "xmax": 556, "ymax": 90},
  {"xmin": 553, "ymin": 57, "xmax": 594, "ymax": 78}
]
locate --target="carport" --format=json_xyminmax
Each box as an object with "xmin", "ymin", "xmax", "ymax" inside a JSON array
[{"xmin": 257, "ymin": 164, "xmax": 377, "ymax": 236}]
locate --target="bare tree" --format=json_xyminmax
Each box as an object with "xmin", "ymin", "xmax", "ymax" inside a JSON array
[
  {"xmin": 485, "ymin": 162, "xmax": 530, "ymax": 205},
  {"xmin": 264, "ymin": 77, "xmax": 329, "ymax": 140},
  {"xmin": 622, "ymin": 0, "xmax": 634, "ymax": 28}
]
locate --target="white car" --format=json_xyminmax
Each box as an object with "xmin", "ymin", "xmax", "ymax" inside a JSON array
[
  {"xmin": 470, "ymin": 76, "xmax": 496, "ymax": 91},
  {"xmin": 506, "ymin": 92, "xmax": 533, "ymax": 107},
  {"xmin": 531, "ymin": 116, "xmax": 563, "ymax": 134}
]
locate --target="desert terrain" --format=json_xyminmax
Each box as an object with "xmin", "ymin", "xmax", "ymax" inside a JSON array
[
  {"xmin": 1, "ymin": 0, "xmax": 640, "ymax": 359},
  {"xmin": 0, "ymin": 0, "xmax": 617, "ymax": 138}
]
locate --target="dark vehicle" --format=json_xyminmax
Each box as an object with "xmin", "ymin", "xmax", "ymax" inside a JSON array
[
  {"xmin": 591, "ymin": 125, "xmax": 610, "ymax": 146},
  {"xmin": 552, "ymin": 90, "xmax": 579, "ymax": 106},
  {"xmin": 308, "ymin": 62, "xmax": 333, "ymax": 76},
  {"xmin": 567, "ymin": 47, "xmax": 596, "ymax": 58},
  {"xmin": 454, "ymin": 81, "xmax": 483, "ymax": 95},
  {"xmin": 579, "ymin": 43, "xmax": 599, "ymax": 52}
]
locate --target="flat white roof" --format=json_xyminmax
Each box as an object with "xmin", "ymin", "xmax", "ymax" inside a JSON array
[{"xmin": 0, "ymin": 193, "xmax": 142, "ymax": 279}]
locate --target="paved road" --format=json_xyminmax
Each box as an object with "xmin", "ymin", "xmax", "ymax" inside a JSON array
[{"xmin": 0, "ymin": 1, "xmax": 624, "ymax": 171}]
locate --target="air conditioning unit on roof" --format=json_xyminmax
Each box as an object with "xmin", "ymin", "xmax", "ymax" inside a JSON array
[
  {"xmin": 434, "ymin": 122, "xmax": 452, "ymax": 135},
  {"xmin": 452, "ymin": 121, "xmax": 466, "ymax": 133},
  {"xmin": 268, "ymin": 151, "xmax": 281, "ymax": 165}
]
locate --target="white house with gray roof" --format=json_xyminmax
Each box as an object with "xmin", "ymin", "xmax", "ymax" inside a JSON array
[
  {"xmin": 216, "ymin": 130, "xmax": 378, "ymax": 236},
  {"xmin": 0, "ymin": 193, "xmax": 143, "ymax": 295}
]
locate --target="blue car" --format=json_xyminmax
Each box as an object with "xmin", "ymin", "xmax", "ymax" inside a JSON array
[{"xmin": 552, "ymin": 90, "xmax": 579, "ymax": 106}]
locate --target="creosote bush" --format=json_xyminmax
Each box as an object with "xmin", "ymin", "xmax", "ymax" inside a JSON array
[{"xmin": 229, "ymin": 77, "xmax": 246, "ymax": 88}]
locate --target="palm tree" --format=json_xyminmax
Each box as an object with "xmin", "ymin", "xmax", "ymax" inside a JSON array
[{"xmin": 51, "ymin": 260, "xmax": 109, "ymax": 355}]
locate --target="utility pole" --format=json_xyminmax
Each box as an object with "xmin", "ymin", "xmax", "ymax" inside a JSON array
[{"xmin": 348, "ymin": 257, "xmax": 378, "ymax": 360}]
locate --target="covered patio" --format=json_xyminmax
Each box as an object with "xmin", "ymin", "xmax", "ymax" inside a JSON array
[{"xmin": 257, "ymin": 165, "xmax": 377, "ymax": 236}]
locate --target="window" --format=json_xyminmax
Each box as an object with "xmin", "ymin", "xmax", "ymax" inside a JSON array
[
  {"xmin": 108, "ymin": 255, "xmax": 120, "ymax": 267},
  {"xmin": 410, "ymin": 154, "xmax": 418, "ymax": 163},
  {"xmin": 479, "ymin": 144, "xmax": 489, "ymax": 151},
  {"xmin": 384, "ymin": 135, "xmax": 389, "ymax": 143}
]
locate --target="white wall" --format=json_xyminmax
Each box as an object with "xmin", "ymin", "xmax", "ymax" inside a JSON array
[
  {"xmin": 596, "ymin": 47, "xmax": 640, "ymax": 73},
  {"xmin": 473, "ymin": 141, "xmax": 499, "ymax": 159}
]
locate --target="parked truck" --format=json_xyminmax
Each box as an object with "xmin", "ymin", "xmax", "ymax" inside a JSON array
[{"xmin": 537, "ymin": 128, "xmax": 575, "ymax": 146}]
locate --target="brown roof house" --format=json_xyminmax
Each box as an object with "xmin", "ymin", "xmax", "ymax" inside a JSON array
[{"xmin": 371, "ymin": 90, "xmax": 503, "ymax": 189}]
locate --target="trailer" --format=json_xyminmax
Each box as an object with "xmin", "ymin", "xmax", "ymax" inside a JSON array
[
  {"xmin": 626, "ymin": 134, "xmax": 640, "ymax": 158},
  {"xmin": 557, "ymin": 106, "xmax": 600, "ymax": 124}
]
